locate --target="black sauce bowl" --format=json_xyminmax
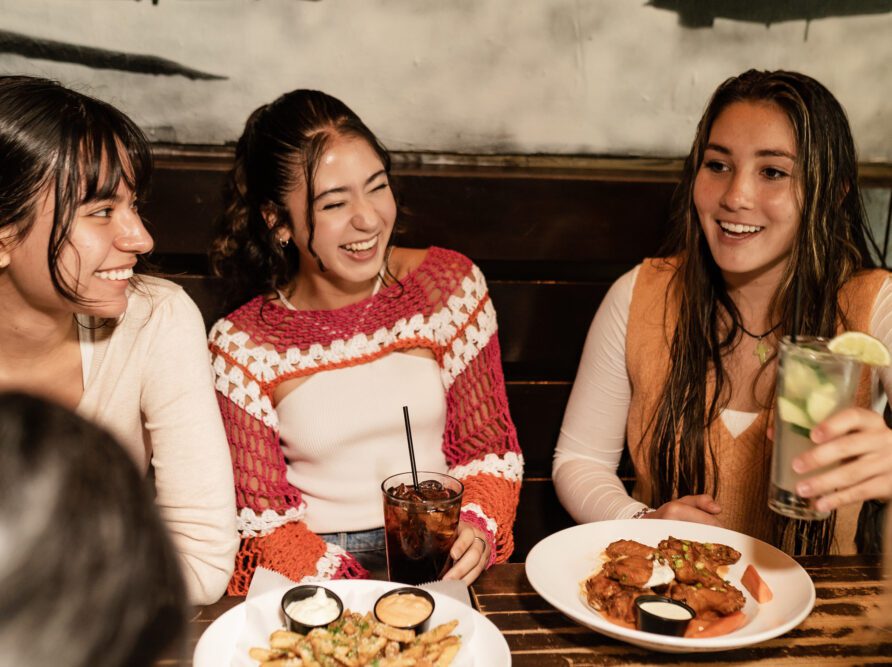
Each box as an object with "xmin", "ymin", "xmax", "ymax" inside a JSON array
[
  {"xmin": 280, "ymin": 585, "xmax": 344, "ymax": 634},
  {"xmin": 373, "ymin": 586, "xmax": 436, "ymax": 633},
  {"xmin": 634, "ymin": 595, "xmax": 695, "ymax": 636}
]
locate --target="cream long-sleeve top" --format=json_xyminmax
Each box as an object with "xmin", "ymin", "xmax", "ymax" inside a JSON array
[
  {"xmin": 77, "ymin": 275, "xmax": 238, "ymax": 605},
  {"xmin": 277, "ymin": 352, "xmax": 448, "ymax": 533},
  {"xmin": 553, "ymin": 266, "xmax": 892, "ymax": 523}
]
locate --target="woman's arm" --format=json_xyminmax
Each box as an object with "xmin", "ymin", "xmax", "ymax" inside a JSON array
[
  {"xmin": 552, "ymin": 266, "xmax": 649, "ymax": 522},
  {"xmin": 140, "ymin": 287, "xmax": 239, "ymax": 605},
  {"xmin": 553, "ymin": 267, "xmax": 722, "ymax": 526},
  {"xmin": 208, "ymin": 315, "xmax": 367, "ymax": 594},
  {"xmin": 432, "ymin": 255, "xmax": 523, "ymax": 580},
  {"xmin": 870, "ymin": 277, "xmax": 892, "ymax": 414}
]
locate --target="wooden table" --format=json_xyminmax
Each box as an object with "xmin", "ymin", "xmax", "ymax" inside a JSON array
[{"xmin": 161, "ymin": 556, "xmax": 890, "ymax": 666}]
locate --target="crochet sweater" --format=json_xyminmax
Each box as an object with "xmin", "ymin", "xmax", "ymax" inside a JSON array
[{"xmin": 209, "ymin": 247, "xmax": 523, "ymax": 594}]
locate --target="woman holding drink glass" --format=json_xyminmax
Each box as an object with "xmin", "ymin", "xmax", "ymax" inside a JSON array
[
  {"xmin": 0, "ymin": 76, "xmax": 237, "ymax": 603},
  {"xmin": 209, "ymin": 89, "xmax": 523, "ymax": 592},
  {"xmin": 554, "ymin": 69, "xmax": 892, "ymax": 554}
]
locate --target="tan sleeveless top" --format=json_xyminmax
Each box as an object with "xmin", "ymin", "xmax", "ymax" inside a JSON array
[{"xmin": 626, "ymin": 257, "xmax": 888, "ymax": 553}]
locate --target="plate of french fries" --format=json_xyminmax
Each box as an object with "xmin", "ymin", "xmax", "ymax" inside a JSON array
[
  {"xmin": 250, "ymin": 609, "xmax": 461, "ymax": 666},
  {"xmin": 193, "ymin": 579, "xmax": 510, "ymax": 667}
]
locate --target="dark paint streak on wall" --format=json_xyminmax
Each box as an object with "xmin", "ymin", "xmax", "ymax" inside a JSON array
[
  {"xmin": 647, "ymin": 0, "xmax": 892, "ymax": 28},
  {"xmin": 0, "ymin": 30, "xmax": 226, "ymax": 80}
]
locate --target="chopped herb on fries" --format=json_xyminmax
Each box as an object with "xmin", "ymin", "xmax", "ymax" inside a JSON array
[{"xmin": 249, "ymin": 609, "xmax": 461, "ymax": 666}]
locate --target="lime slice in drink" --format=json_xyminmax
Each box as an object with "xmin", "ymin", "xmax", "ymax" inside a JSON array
[
  {"xmin": 782, "ymin": 357, "xmax": 822, "ymax": 400},
  {"xmin": 805, "ymin": 383, "xmax": 839, "ymax": 423},
  {"xmin": 827, "ymin": 331, "xmax": 891, "ymax": 367},
  {"xmin": 777, "ymin": 397, "xmax": 814, "ymax": 430}
]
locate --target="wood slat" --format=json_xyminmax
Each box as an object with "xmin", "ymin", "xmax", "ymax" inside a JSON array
[
  {"xmin": 143, "ymin": 168, "xmax": 225, "ymax": 254},
  {"xmin": 506, "ymin": 381, "xmax": 571, "ymax": 477},
  {"xmin": 490, "ymin": 281, "xmax": 605, "ymax": 379},
  {"xmin": 511, "ymin": 479, "xmax": 576, "ymax": 562},
  {"xmin": 392, "ymin": 175, "xmax": 674, "ymax": 263},
  {"xmin": 142, "ymin": 169, "xmax": 676, "ymax": 263},
  {"xmin": 170, "ymin": 556, "xmax": 889, "ymax": 667},
  {"xmin": 151, "ymin": 145, "xmax": 892, "ymax": 181}
]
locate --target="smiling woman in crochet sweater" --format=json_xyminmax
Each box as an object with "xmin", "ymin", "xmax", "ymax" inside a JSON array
[{"xmin": 209, "ymin": 89, "xmax": 523, "ymax": 594}]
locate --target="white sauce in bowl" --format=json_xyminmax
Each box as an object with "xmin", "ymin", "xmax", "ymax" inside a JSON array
[
  {"xmin": 285, "ymin": 588, "xmax": 340, "ymax": 626},
  {"xmin": 639, "ymin": 600, "xmax": 693, "ymax": 620}
]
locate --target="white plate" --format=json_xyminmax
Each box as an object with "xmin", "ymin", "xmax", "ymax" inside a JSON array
[
  {"xmin": 525, "ymin": 519, "xmax": 815, "ymax": 653},
  {"xmin": 193, "ymin": 579, "xmax": 511, "ymax": 666}
]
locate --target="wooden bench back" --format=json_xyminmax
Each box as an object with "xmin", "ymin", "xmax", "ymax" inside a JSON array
[{"xmin": 142, "ymin": 148, "xmax": 891, "ymax": 561}]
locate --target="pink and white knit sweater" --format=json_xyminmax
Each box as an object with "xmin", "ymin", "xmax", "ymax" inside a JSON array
[{"xmin": 209, "ymin": 247, "xmax": 524, "ymax": 594}]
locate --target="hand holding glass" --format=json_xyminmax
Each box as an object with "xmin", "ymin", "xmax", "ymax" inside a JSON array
[
  {"xmin": 382, "ymin": 472, "xmax": 463, "ymax": 585},
  {"xmin": 769, "ymin": 337, "xmax": 862, "ymax": 520}
]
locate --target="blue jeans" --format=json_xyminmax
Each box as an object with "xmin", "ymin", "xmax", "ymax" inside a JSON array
[{"xmin": 319, "ymin": 527, "xmax": 388, "ymax": 580}]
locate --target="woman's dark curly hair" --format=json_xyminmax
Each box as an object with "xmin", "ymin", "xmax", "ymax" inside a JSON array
[{"xmin": 210, "ymin": 90, "xmax": 392, "ymax": 311}]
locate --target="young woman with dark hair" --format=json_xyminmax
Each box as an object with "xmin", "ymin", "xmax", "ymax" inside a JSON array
[
  {"xmin": 209, "ymin": 89, "xmax": 523, "ymax": 592},
  {"xmin": 554, "ymin": 70, "xmax": 892, "ymax": 555},
  {"xmin": 0, "ymin": 76, "xmax": 237, "ymax": 602}
]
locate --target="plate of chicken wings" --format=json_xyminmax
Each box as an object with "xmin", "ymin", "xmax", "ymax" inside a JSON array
[{"xmin": 525, "ymin": 519, "xmax": 815, "ymax": 652}]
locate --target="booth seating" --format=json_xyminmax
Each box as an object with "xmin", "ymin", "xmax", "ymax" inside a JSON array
[{"xmin": 143, "ymin": 147, "xmax": 892, "ymax": 561}]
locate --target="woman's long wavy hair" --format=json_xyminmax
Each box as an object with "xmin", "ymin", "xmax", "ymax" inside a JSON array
[
  {"xmin": 649, "ymin": 70, "xmax": 882, "ymax": 555},
  {"xmin": 0, "ymin": 76, "xmax": 152, "ymax": 307},
  {"xmin": 210, "ymin": 89, "xmax": 394, "ymax": 312}
]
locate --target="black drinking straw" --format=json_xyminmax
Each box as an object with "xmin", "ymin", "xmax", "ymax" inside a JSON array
[
  {"xmin": 791, "ymin": 275, "xmax": 801, "ymax": 343},
  {"xmin": 402, "ymin": 405, "xmax": 420, "ymax": 490}
]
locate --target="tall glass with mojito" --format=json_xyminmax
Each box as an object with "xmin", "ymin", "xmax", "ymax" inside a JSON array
[{"xmin": 769, "ymin": 336, "xmax": 862, "ymax": 520}]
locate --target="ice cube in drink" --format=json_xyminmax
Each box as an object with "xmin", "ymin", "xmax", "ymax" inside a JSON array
[
  {"xmin": 769, "ymin": 338, "xmax": 861, "ymax": 520},
  {"xmin": 382, "ymin": 472, "xmax": 463, "ymax": 585}
]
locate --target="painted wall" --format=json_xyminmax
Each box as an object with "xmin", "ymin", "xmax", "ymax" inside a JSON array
[{"xmin": 0, "ymin": 0, "xmax": 890, "ymax": 160}]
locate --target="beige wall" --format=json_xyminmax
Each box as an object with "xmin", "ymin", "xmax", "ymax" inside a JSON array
[{"xmin": 0, "ymin": 0, "xmax": 890, "ymax": 160}]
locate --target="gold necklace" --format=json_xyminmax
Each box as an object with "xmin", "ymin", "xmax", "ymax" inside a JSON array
[{"xmin": 740, "ymin": 321, "xmax": 781, "ymax": 364}]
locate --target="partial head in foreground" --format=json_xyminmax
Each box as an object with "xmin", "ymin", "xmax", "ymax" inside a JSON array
[{"xmin": 0, "ymin": 392, "xmax": 186, "ymax": 667}]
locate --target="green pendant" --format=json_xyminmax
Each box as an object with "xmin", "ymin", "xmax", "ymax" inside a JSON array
[{"xmin": 755, "ymin": 337, "xmax": 770, "ymax": 364}]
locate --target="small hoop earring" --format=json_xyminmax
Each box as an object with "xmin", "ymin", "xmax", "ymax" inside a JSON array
[{"xmin": 279, "ymin": 237, "xmax": 289, "ymax": 248}]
